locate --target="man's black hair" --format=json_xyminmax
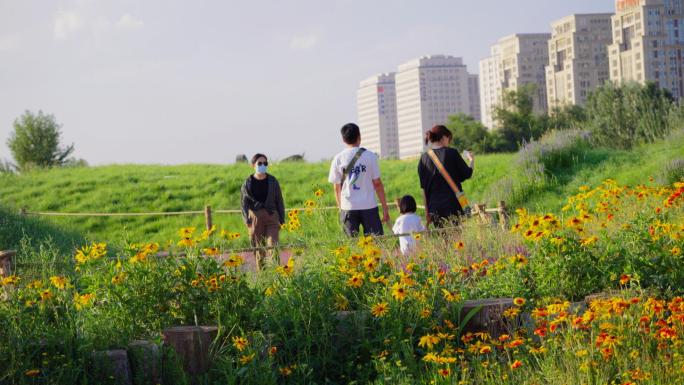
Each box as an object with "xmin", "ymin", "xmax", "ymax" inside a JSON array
[
  {"xmin": 399, "ymin": 195, "xmax": 417, "ymax": 214},
  {"xmin": 340, "ymin": 123, "xmax": 361, "ymax": 145}
]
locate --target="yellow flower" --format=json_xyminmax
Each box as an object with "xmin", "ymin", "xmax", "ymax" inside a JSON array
[
  {"xmin": 391, "ymin": 283, "xmax": 407, "ymax": 302},
  {"xmin": 513, "ymin": 297, "xmax": 526, "ymax": 306},
  {"xmin": 50, "ymin": 276, "xmax": 68, "ymax": 290},
  {"xmin": 304, "ymin": 199, "xmax": 315, "ymax": 208},
  {"xmin": 580, "ymin": 236, "xmax": 598, "ymax": 247},
  {"xmin": 279, "ymin": 366, "xmax": 293, "ymax": 376},
  {"xmin": 39, "ymin": 289, "xmax": 53, "ymax": 301},
  {"xmin": 363, "ymin": 257, "xmax": 378, "ymax": 272},
  {"xmin": 334, "ymin": 294, "xmax": 349, "ymax": 311},
  {"xmin": 418, "ymin": 334, "xmax": 441, "ymax": 350},
  {"xmin": 371, "ymin": 302, "xmax": 389, "ymax": 318},
  {"xmin": 232, "ymin": 336, "xmax": 248, "ymax": 351},
  {"xmin": 276, "ymin": 258, "xmax": 295, "ymax": 277},
  {"xmin": 347, "ymin": 272, "xmax": 365, "ymax": 288},
  {"xmin": 370, "ymin": 275, "xmax": 389, "ymax": 285},
  {"xmin": 503, "ymin": 307, "xmax": 520, "ymax": 318},
  {"xmin": 672, "ymin": 246, "xmax": 682, "ymax": 256},
  {"xmin": 178, "ymin": 227, "xmax": 196, "ymax": 238},
  {"xmin": 314, "ymin": 188, "xmax": 324, "ymax": 197},
  {"xmin": 442, "ymin": 288, "xmax": 461, "ymax": 303},
  {"xmin": 420, "ymin": 308, "xmax": 431, "ymax": 319},
  {"xmin": 73, "ymin": 292, "xmax": 95, "ymax": 310},
  {"xmin": 358, "ymin": 235, "xmax": 374, "ymax": 248},
  {"xmin": 177, "ymin": 238, "xmax": 195, "ymax": 247},
  {"xmin": 223, "ymin": 254, "xmax": 244, "ymax": 268},
  {"xmin": 454, "ymin": 241, "xmax": 465, "ymax": 250},
  {"xmin": 24, "ymin": 369, "xmax": 40, "ymax": 377},
  {"xmin": 203, "ymin": 247, "xmax": 220, "ymax": 256},
  {"xmin": 111, "ymin": 272, "xmax": 126, "ymax": 285},
  {"xmin": 239, "ymin": 353, "xmax": 255, "ymax": 365}
]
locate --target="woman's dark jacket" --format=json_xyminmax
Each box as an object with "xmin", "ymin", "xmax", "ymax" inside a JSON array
[
  {"xmin": 417, "ymin": 147, "xmax": 473, "ymax": 218},
  {"xmin": 240, "ymin": 174, "xmax": 285, "ymax": 225}
]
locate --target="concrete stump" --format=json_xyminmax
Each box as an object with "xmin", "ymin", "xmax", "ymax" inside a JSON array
[
  {"xmin": 584, "ymin": 290, "xmax": 621, "ymax": 305},
  {"xmin": 90, "ymin": 349, "xmax": 133, "ymax": 385},
  {"xmin": 128, "ymin": 340, "xmax": 162, "ymax": 385},
  {"xmin": 162, "ymin": 326, "xmax": 218, "ymax": 376},
  {"xmin": 0, "ymin": 250, "xmax": 15, "ymax": 276},
  {"xmin": 459, "ymin": 298, "xmax": 515, "ymax": 338}
]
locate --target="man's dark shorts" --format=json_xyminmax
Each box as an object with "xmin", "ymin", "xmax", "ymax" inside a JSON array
[{"xmin": 339, "ymin": 207, "xmax": 384, "ymax": 237}]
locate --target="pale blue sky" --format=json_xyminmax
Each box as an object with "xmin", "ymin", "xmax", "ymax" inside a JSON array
[{"xmin": 0, "ymin": 0, "xmax": 614, "ymax": 165}]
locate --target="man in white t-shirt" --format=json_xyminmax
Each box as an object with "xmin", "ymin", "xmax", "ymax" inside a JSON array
[{"xmin": 328, "ymin": 123, "xmax": 390, "ymax": 236}]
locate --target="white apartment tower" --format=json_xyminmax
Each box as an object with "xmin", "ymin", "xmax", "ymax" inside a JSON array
[
  {"xmin": 395, "ymin": 55, "xmax": 472, "ymax": 159},
  {"xmin": 479, "ymin": 34, "xmax": 552, "ymax": 129},
  {"xmin": 357, "ymin": 73, "xmax": 399, "ymax": 159},
  {"xmin": 608, "ymin": 0, "xmax": 684, "ymax": 99},
  {"xmin": 468, "ymin": 74, "xmax": 482, "ymax": 122},
  {"xmin": 546, "ymin": 14, "xmax": 614, "ymax": 109}
]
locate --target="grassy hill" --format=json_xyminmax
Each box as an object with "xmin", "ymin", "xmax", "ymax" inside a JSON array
[{"xmin": 1, "ymin": 129, "xmax": 682, "ymax": 249}]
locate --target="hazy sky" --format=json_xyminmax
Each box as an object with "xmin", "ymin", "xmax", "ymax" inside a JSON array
[{"xmin": 0, "ymin": 0, "xmax": 615, "ymax": 165}]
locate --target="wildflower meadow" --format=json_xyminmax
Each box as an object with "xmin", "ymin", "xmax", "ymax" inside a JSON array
[{"xmin": 1, "ymin": 177, "xmax": 684, "ymax": 385}]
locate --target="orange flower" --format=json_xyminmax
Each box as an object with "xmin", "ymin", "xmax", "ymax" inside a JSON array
[
  {"xmin": 438, "ymin": 368, "xmax": 450, "ymax": 377},
  {"xmin": 510, "ymin": 360, "xmax": 523, "ymax": 369},
  {"xmin": 513, "ymin": 297, "xmax": 526, "ymax": 306},
  {"xmin": 619, "ymin": 274, "xmax": 631, "ymax": 285}
]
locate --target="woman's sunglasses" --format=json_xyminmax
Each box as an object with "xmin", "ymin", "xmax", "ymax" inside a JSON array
[{"xmin": 257, "ymin": 161, "xmax": 268, "ymax": 166}]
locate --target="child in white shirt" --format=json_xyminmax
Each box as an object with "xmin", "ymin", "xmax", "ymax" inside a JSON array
[{"xmin": 392, "ymin": 195, "xmax": 426, "ymax": 256}]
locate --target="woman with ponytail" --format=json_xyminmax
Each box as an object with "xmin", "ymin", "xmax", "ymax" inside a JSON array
[{"xmin": 417, "ymin": 125, "xmax": 474, "ymax": 227}]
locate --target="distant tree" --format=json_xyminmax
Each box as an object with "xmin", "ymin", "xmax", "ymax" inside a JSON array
[
  {"xmin": 445, "ymin": 113, "xmax": 497, "ymax": 153},
  {"xmin": 585, "ymin": 82, "xmax": 674, "ymax": 149},
  {"xmin": 493, "ymin": 84, "xmax": 548, "ymax": 151},
  {"xmin": 7, "ymin": 110, "xmax": 74, "ymax": 170},
  {"xmin": 235, "ymin": 154, "xmax": 248, "ymax": 163},
  {"xmin": 547, "ymin": 104, "xmax": 587, "ymax": 131}
]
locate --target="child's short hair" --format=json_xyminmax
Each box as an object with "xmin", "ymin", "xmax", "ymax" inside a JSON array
[{"xmin": 399, "ymin": 195, "xmax": 417, "ymax": 214}]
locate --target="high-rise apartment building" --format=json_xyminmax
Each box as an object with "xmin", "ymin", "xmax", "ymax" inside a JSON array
[
  {"xmin": 468, "ymin": 74, "xmax": 482, "ymax": 122},
  {"xmin": 357, "ymin": 73, "xmax": 399, "ymax": 159},
  {"xmin": 546, "ymin": 14, "xmax": 614, "ymax": 109},
  {"xmin": 479, "ymin": 34, "xmax": 551, "ymax": 129},
  {"xmin": 608, "ymin": 0, "xmax": 684, "ymax": 99},
  {"xmin": 395, "ymin": 55, "xmax": 472, "ymax": 159}
]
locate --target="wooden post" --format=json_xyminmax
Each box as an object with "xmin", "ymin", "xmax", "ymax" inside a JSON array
[
  {"xmin": 477, "ymin": 204, "xmax": 491, "ymax": 224},
  {"xmin": 204, "ymin": 205, "xmax": 212, "ymax": 232},
  {"xmin": 498, "ymin": 201, "xmax": 508, "ymax": 230},
  {"xmin": 460, "ymin": 298, "xmax": 516, "ymax": 338},
  {"xmin": 0, "ymin": 250, "xmax": 15, "ymax": 277},
  {"xmin": 90, "ymin": 350, "xmax": 133, "ymax": 385},
  {"xmin": 162, "ymin": 326, "xmax": 218, "ymax": 377},
  {"xmin": 128, "ymin": 340, "xmax": 162, "ymax": 385}
]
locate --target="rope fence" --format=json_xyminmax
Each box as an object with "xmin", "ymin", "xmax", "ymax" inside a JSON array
[{"xmin": 7, "ymin": 202, "xmax": 509, "ymax": 270}]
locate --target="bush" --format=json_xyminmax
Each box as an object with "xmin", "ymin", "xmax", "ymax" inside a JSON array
[
  {"xmin": 658, "ymin": 158, "xmax": 684, "ymax": 185},
  {"xmin": 484, "ymin": 130, "xmax": 589, "ymax": 207},
  {"xmin": 585, "ymin": 82, "xmax": 674, "ymax": 149}
]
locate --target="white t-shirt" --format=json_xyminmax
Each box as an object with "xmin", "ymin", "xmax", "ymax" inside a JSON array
[
  {"xmin": 392, "ymin": 213, "xmax": 425, "ymax": 256},
  {"xmin": 328, "ymin": 147, "xmax": 381, "ymax": 211}
]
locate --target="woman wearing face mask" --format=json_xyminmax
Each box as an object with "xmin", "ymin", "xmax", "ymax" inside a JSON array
[
  {"xmin": 240, "ymin": 153, "xmax": 285, "ymax": 270},
  {"xmin": 418, "ymin": 125, "xmax": 474, "ymax": 228}
]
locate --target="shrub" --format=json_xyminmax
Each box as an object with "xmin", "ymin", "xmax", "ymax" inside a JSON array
[{"xmin": 585, "ymin": 82, "xmax": 674, "ymax": 149}]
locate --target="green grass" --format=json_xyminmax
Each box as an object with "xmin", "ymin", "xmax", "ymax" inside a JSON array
[
  {"xmin": 0, "ymin": 154, "xmax": 513, "ymax": 247},
  {"xmin": 1, "ymin": 130, "xmax": 682, "ymax": 249}
]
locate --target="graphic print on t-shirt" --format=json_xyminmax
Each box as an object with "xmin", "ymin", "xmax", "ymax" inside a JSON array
[{"xmin": 348, "ymin": 164, "xmax": 366, "ymax": 190}]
